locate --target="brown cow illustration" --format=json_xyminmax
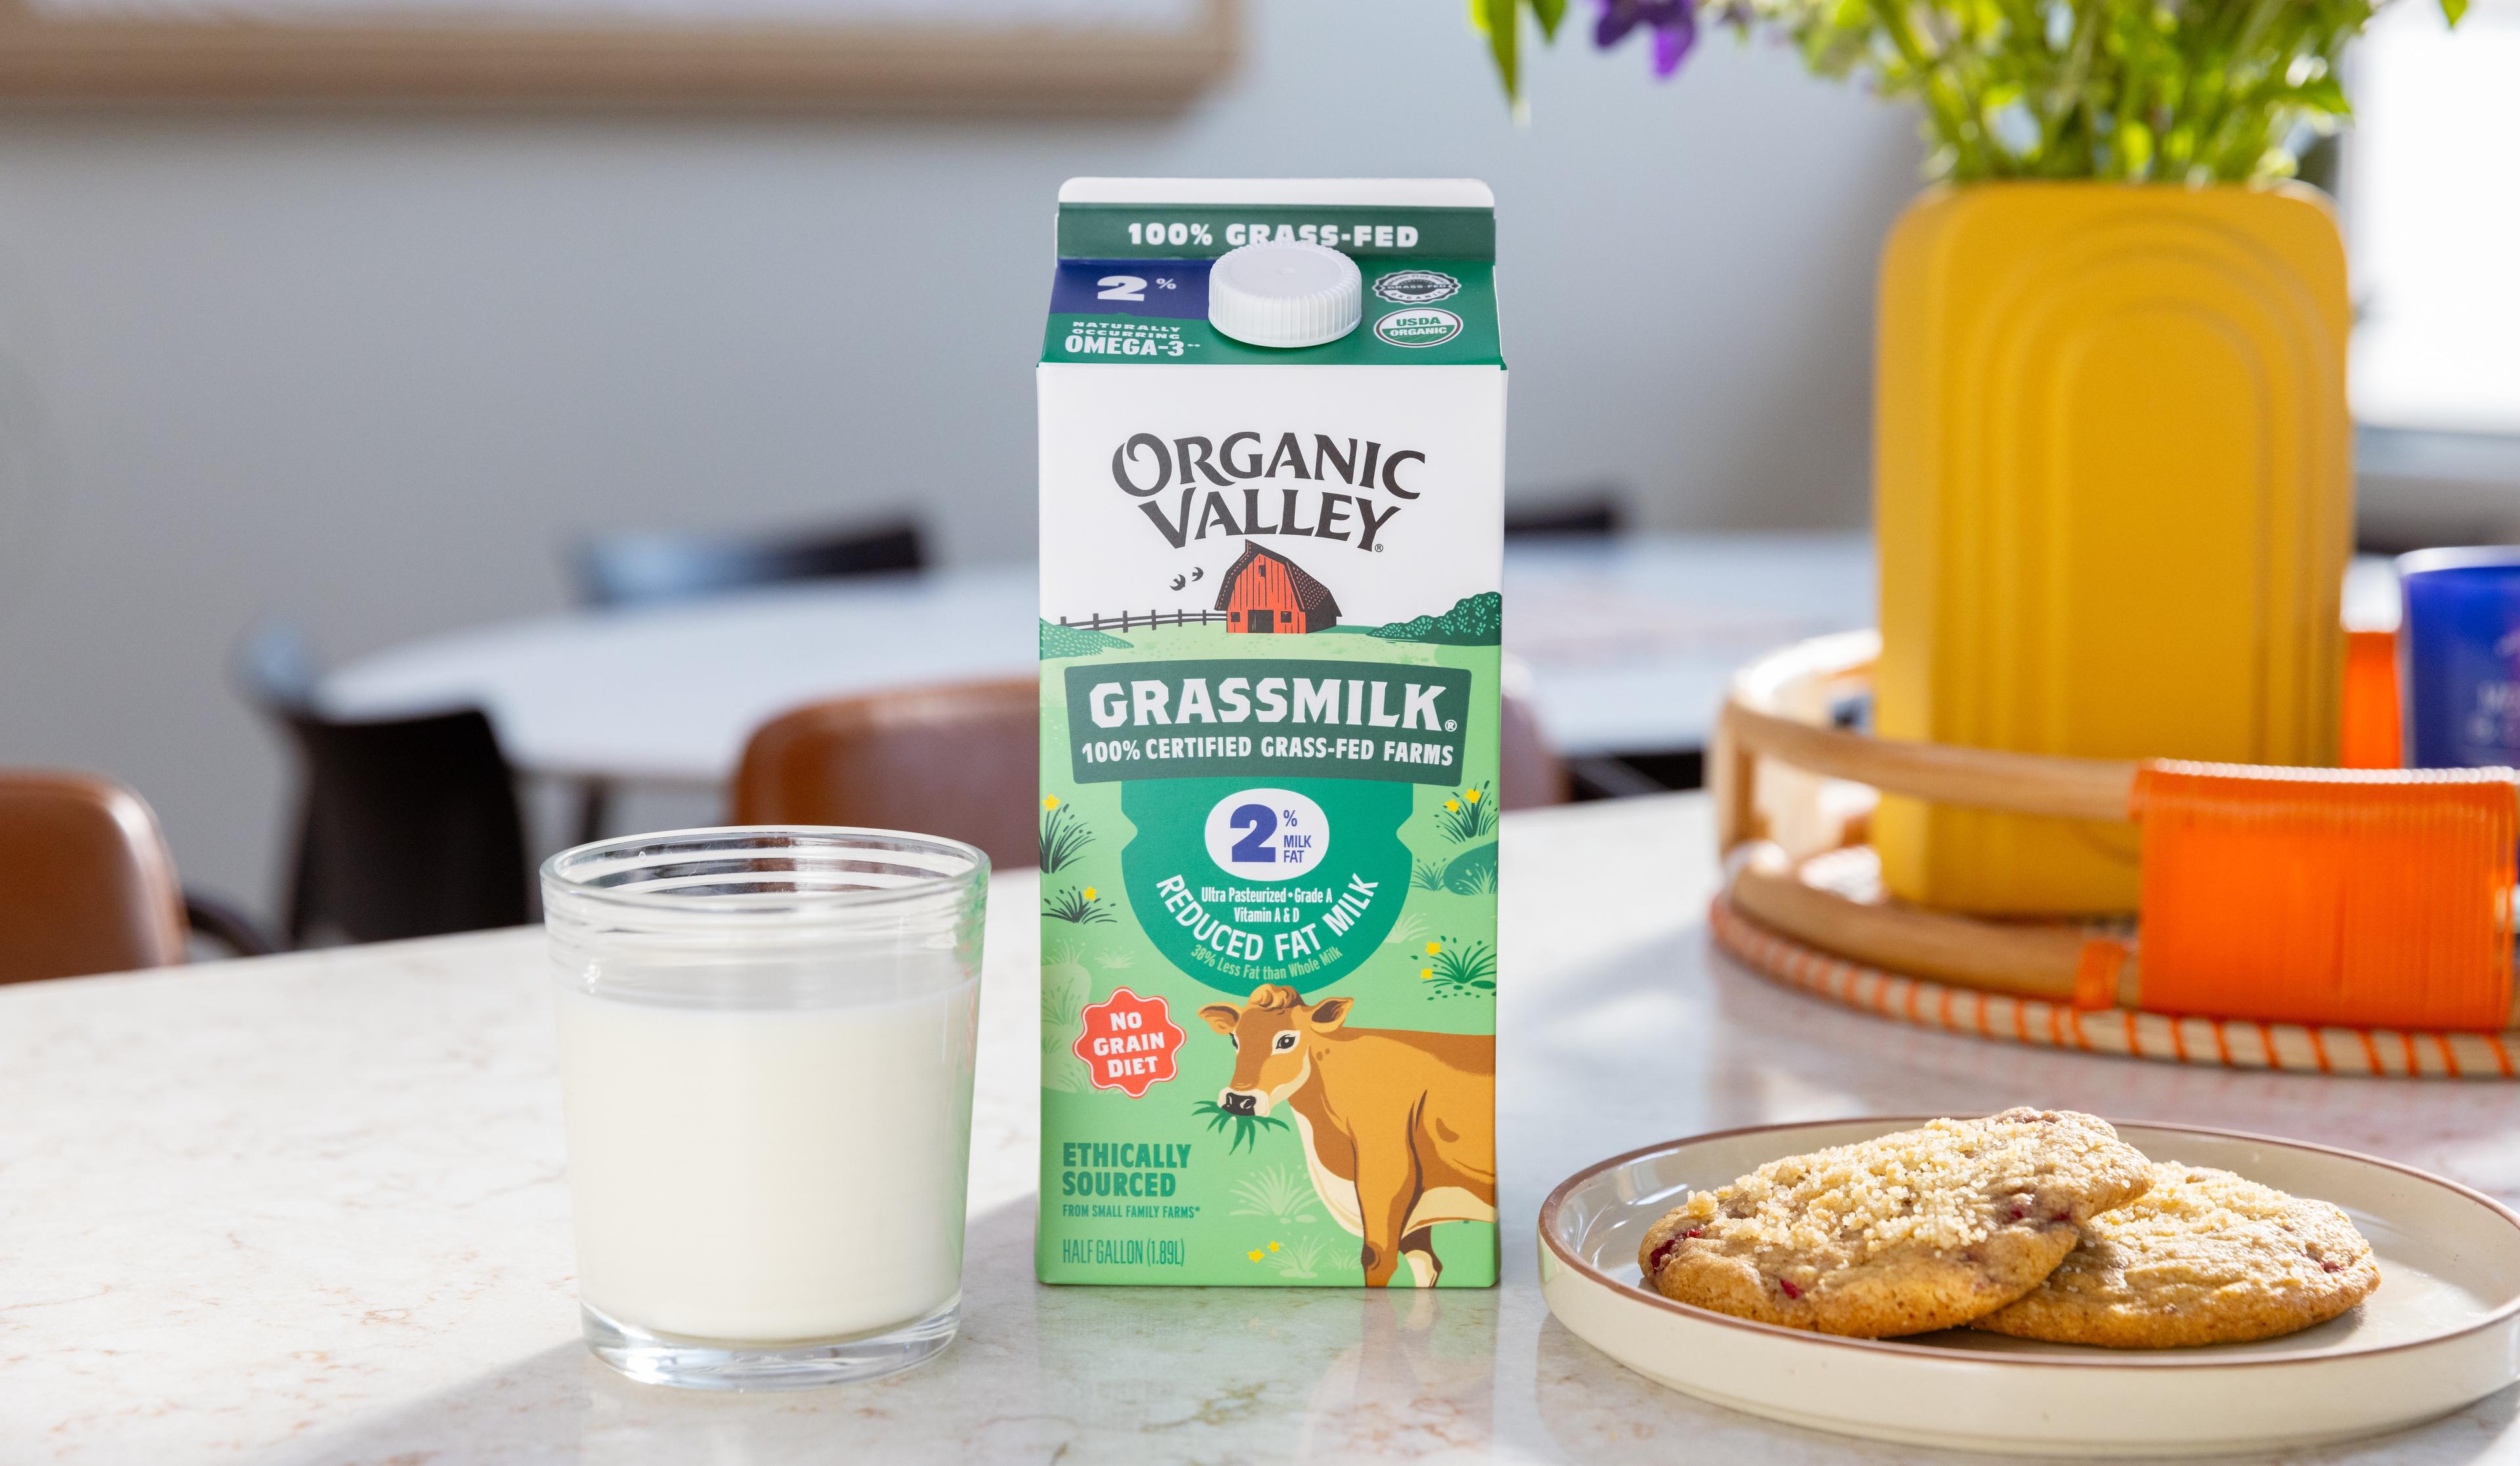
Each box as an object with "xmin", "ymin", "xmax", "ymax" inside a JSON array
[{"xmin": 1198, "ymin": 984, "xmax": 1495, "ymax": 1288}]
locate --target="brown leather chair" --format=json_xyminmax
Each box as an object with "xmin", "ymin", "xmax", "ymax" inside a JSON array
[
  {"xmin": 734, "ymin": 679, "xmax": 1040, "ymax": 871},
  {"xmin": 0, "ymin": 770, "xmax": 187, "ymax": 984},
  {"xmin": 1499, "ymin": 691, "xmax": 1570, "ymax": 810},
  {"xmin": 733, "ymin": 679, "xmax": 1566, "ymax": 870}
]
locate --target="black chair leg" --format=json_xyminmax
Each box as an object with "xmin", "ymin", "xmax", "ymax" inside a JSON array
[
  {"xmin": 183, "ymin": 890, "xmax": 280, "ymax": 958},
  {"xmin": 284, "ymin": 805, "xmax": 320, "ymax": 949},
  {"xmin": 576, "ymin": 779, "xmax": 613, "ymax": 848}
]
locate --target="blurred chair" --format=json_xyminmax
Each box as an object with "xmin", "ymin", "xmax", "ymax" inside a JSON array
[
  {"xmin": 0, "ymin": 770, "xmax": 184, "ymax": 982},
  {"xmin": 1499, "ymin": 692, "xmax": 1570, "ymax": 810},
  {"xmin": 1504, "ymin": 492, "xmax": 1624, "ymax": 540},
  {"xmin": 239, "ymin": 625, "xmax": 532, "ymax": 946},
  {"xmin": 564, "ymin": 515, "xmax": 927, "ymax": 843},
  {"xmin": 0, "ymin": 770, "xmax": 272, "ymax": 982},
  {"xmin": 566, "ymin": 516, "xmax": 926, "ymax": 610},
  {"xmin": 1497, "ymin": 659, "xmax": 1570, "ymax": 810},
  {"xmin": 734, "ymin": 678, "xmax": 1039, "ymax": 871},
  {"xmin": 734, "ymin": 679, "xmax": 1566, "ymax": 870}
]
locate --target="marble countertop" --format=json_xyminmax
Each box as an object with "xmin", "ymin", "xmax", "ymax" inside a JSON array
[{"xmin": 7, "ymin": 793, "xmax": 2519, "ymax": 1464}]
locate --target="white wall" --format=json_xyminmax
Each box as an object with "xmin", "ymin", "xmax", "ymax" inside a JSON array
[{"xmin": 0, "ymin": 0, "xmax": 1920, "ymax": 916}]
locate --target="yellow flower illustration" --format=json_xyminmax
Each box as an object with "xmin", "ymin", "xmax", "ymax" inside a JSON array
[
  {"xmin": 1425, "ymin": 940, "xmax": 1442, "ymax": 954},
  {"xmin": 1419, "ymin": 967, "xmax": 1434, "ymax": 980},
  {"xmin": 1246, "ymin": 1249, "xmax": 1264, "ymax": 1262},
  {"xmin": 1083, "ymin": 887, "xmax": 1097, "ymax": 900},
  {"xmin": 1267, "ymin": 1241, "xmax": 1280, "ymax": 1253},
  {"xmin": 1444, "ymin": 799, "xmax": 1461, "ymax": 812},
  {"xmin": 1465, "ymin": 788, "xmax": 1482, "ymax": 803},
  {"xmin": 1043, "ymin": 795, "xmax": 1059, "ymax": 810}
]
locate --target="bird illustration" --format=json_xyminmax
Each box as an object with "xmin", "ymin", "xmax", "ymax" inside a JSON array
[
  {"xmin": 1190, "ymin": 566, "xmax": 1206, "ymax": 582},
  {"xmin": 1168, "ymin": 574, "xmax": 1186, "ymax": 591}
]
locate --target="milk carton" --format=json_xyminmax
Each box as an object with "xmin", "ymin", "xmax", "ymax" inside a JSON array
[{"xmin": 1036, "ymin": 179, "xmax": 1502, "ymax": 1288}]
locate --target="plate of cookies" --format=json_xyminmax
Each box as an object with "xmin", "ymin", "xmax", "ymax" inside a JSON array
[{"xmin": 1538, "ymin": 1109, "xmax": 2520, "ymax": 1457}]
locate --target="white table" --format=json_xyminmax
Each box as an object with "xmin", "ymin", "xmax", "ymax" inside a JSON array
[
  {"xmin": 8, "ymin": 794, "xmax": 2516, "ymax": 1464},
  {"xmin": 320, "ymin": 535, "xmax": 1877, "ymax": 781}
]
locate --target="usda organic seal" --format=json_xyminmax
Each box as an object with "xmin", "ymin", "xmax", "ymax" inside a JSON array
[
  {"xmin": 1373, "ymin": 269, "xmax": 1461, "ymax": 304},
  {"xmin": 1374, "ymin": 307, "xmax": 1463, "ymax": 348}
]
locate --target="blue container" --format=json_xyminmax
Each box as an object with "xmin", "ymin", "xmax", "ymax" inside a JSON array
[{"xmin": 2399, "ymin": 547, "xmax": 2520, "ymax": 769}]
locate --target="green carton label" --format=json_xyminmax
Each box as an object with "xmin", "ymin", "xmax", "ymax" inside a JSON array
[
  {"xmin": 1037, "ymin": 627, "xmax": 1500, "ymax": 1290},
  {"xmin": 1061, "ymin": 659, "xmax": 1472, "ymax": 785}
]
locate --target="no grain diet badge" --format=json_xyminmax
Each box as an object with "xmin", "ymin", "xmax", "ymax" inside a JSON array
[{"xmin": 1074, "ymin": 987, "xmax": 1185, "ymax": 1098}]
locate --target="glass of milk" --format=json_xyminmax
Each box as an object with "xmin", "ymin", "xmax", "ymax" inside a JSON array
[{"xmin": 542, "ymin": 826, "xmax": 986, "ymax": 1390}]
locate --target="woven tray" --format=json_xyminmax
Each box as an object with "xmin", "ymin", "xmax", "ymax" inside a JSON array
[{"xmin": 1708, "ymin": 894, "xmax": 2519, "ymax": 1080}]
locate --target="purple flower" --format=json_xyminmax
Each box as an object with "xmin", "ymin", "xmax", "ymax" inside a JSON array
[{"xmin": 1595, "ymin": 0, "xmax": 1698, "ymax": 76}]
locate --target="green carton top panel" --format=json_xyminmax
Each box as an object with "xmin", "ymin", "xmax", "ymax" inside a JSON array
[
  {"xmin": 1057, "ymin": 203, "xmax": 1494, "ymax": 262},
  {"xmin": 1046, "ymin": 186, "xmax": 1501, "ymax": 368},
  {"xmin": 1045, "ymin": 259, "xmax": 1500, "ymax": 367}
]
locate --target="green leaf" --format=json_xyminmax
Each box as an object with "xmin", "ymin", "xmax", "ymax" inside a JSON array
[
  {"xmin": 2287, "ymin": 74, "xmax": 2350, "ymax": 114},
  {"xmin": 1482, "ymin": 0, "xmax": 1521, "ymax": 100},
  {"xmin": 1453, "ymin": 0, "xmax": 2433, "ymax": 182},
  {"xmin": 2441, "ymin": 0, "xmax": 2469, "ymax": 24},
  {"xmin": 2116, "ymin": 117, "xmax": 2155, "ymax": 178}
]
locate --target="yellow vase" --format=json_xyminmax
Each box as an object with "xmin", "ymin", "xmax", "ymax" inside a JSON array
[{"xmin": 1872, "ymin": 183, "xmax": 2352, "ymax": 915}]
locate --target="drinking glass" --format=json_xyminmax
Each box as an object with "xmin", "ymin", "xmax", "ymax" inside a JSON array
[
  {"xmin": 542, "ymin": 827, "xmax": 987, "ymax": 1391},
  {"xmin": 2399, "ymin": 548, "xmax": 2520, "ymax": 769}
]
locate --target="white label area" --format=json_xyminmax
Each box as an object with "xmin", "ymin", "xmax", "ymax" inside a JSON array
[
  {"xmin": 1203, "ymin": 786, "xmax": 1328, "ymax": 881},
  {"xmin": 1036, "ymin": 364, "xmax": 1505, "ymax": 630}
]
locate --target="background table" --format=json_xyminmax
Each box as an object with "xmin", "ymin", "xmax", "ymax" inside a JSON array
[
  {"xmin": 9, "ymin": 793, "xmax": 2515, "ymax": 1464},
  {"xmin": 319, "ymin": 534, "xmax": 1878, "ymax": 782}
]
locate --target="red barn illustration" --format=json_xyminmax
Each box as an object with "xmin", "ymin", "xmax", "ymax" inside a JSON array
[{"xmin": 1215, "ymin": 544, "xmax": 1341, "ymax": 634}]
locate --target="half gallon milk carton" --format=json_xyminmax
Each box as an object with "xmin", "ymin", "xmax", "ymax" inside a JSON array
[{"xmin": 1037, "ymin": 178, "xmax": 1503, "ymax": 1289}]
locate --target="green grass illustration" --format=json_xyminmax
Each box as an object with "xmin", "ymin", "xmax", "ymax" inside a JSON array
[
  {"xmin": 1039, "ymin": 619, "xmax": 1132, "ymax": 658},
  {"xmin": 1043, "ymin": 885, "xmax": 1114, "ymax": 924},
  {"xmin": 1410, "ymin": 857, "xmax": 1446, "ymax": 891},
  {"xmin": 1250, "ymin": 1233, "xmax": 1327, "ymax": 1279},
  {"xmin": 1433, "ymin": 782, "xmax": 1497, "ymax": 843},
  {"xmin": 1383, "ymin": 910, "xmax": 1430, "ymax": 946},
  {"xmin": 1193, "ymin": 1100, "xmax": 1291, "ymax": 1154},
  {"xmin": 1038, "ymin": 799, "xmax": 1095, "ymax": 873},
  {"xmin": 1093, "ymin": 948, "xmax": 1134, "ymax": 970},
  {"xmin": 1443, "ymin": 841, "xmax": 1498, "ymax": 894},
  {"xmin": 1040, "ymin": 949, "xmax": 1091, "ymax": 1092},
  {"xmin": 1418, "ymin": 936, "xmax": 1498, "ymax": 997},
  {"xmin": 1228, "ymin": 1164, "xmax": 1319, "ymax": 1225},
  {"xmin": 1366, "ymin": 591, "xmax": 1502, "ymax": 646}
]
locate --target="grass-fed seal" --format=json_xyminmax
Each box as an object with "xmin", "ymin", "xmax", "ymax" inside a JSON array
[
  {"xmin": 1373, "ymin": 268, "xmax": 1463, "ymax": 304},
  {"xmin": 1037, "ymin": 178, "xmax": 1504, "ymax": 1289}
]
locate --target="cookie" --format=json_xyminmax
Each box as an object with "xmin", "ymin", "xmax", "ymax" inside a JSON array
[
  {"xmin": 1970, "ymin": 1162, "xmax": 2380, "ymax": 1348},
  {"xmin": 1635, "ymin": 1108, "xmax": 2154, "ymax": 1337}
]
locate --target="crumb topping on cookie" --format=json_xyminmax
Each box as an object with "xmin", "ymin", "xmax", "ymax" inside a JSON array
[
  {"xmin": 1635, "ymin": 1109, "xmax": 2154, "ymax": 1337},
  {"xmin": 1971, "ymin": 1162, "xmax": 2381, "ymax": 1349},
  {"xmin": 1657, "ymin": 1110, "xmax": 2147, "ymax": 1265}
]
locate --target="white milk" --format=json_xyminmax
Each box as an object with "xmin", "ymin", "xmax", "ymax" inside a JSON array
[{"xmin": 553, "ymin": 979, "xmax": 978, "ymax": 1343}]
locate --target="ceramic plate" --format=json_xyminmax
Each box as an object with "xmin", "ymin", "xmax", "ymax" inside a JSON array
[{"xmin": 1539, "ymin": 1119, "xmax": 2520, "ymax": 1457}]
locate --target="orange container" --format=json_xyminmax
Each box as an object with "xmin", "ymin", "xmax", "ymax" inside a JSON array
[
  {"xmin": 2133, "ymin": 761, "xmax": 2515, "ymax": 1031},
  {"xmin": 2340, "ymin": 629, "xmax": 2404, "ymax": 769}
]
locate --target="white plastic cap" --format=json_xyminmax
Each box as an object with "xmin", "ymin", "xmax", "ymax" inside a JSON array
[{"xmin": 1207, "ymin": 241, "xmax": 1362, "ymax": 349}]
